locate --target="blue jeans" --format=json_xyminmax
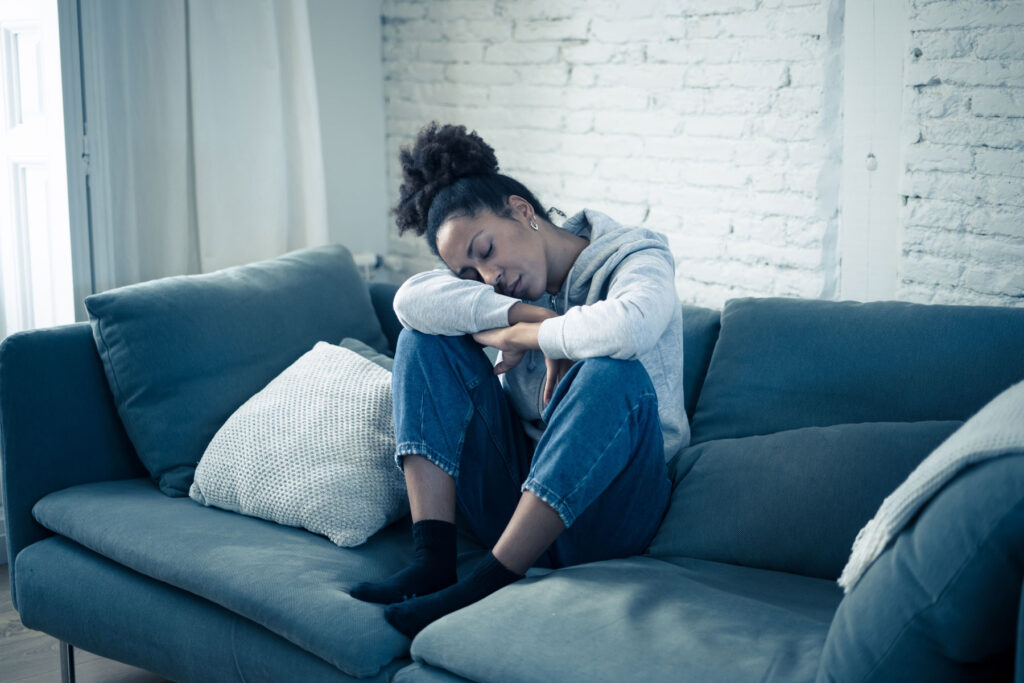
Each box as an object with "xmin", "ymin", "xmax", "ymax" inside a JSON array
[{"xmin": 392, "ymin": 329, "xmax": 671, "ymax": 569}]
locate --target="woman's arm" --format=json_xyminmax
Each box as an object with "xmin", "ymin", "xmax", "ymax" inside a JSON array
[
  {"xmin": 392, "ymin": 269, "xmax": 523, "ymax": 335},
  {"xmin": 507, "ymin": 302, "xmax": 558, "ymax": 325},
  {"xmin": 537, "ymin": 247, "xmax": 677, "ymax": 361},
  {"xmin": 470, "ymin": 303, "xmax": 557, "ymax": 356}
]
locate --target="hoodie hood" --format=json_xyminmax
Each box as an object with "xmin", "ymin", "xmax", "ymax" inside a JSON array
[{"xmin": 557, "ymin": 209, "xmax": 673, "ymax": 308}]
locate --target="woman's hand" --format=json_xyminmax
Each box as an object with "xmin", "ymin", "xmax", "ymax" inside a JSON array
[
  {"xmin": 543, "ymin": 357, "xmax": 575, "ymax": 405},
  {"xmin": 473, "ymin": 323, "xmax": 542, "ymax": 374}
]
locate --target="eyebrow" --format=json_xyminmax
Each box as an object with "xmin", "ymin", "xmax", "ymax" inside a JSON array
[
  {"xmin": 458, "ymin": 230, "xmax": 484, "ymax": 278},
  {"xmin": 466, "ymin": 230, "xmax": 483, "ymax": 259}
]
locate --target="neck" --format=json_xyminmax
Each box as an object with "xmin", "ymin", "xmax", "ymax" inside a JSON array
[{"xmin": 542, "ymin": 219, "xmax": 589, "ymax": 295}]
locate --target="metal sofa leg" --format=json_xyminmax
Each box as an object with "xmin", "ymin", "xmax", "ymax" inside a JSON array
[{"xmin": 59, "ymin": 640, "xmax": 76, "ymax": 683}]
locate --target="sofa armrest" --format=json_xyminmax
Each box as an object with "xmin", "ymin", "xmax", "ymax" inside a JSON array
[
  {"xmin": 1, "ymin": 322, "xmax": 145, "ymax": 610},
  {"xmin": 369, "ymin": 282, "xmax": 401, "ymax": 354},
  {"xmin": 818, "ymin": 454, "xmax": 1024, "ymax": 682},
  {"xmin": 1018, "ymin": 575, "xmax": 1024, "ymax": 683}
]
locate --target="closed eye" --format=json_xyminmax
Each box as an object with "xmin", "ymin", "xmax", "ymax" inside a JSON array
[{"xmin": 484, "ymin": 244, "xmax": 493, "ymax": 259}]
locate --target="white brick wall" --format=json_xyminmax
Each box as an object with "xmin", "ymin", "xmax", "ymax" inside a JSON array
[
  {"xmin": 381, "ymin": 0, "xmax": 1024, "ymax": 309},
  {"xmin": 382, "ymin": 0, "xmax": 842, "ymax": 308},
  {"xmin": 899, "ymin": 0, "xmax": 1024, "ymax": 306}
]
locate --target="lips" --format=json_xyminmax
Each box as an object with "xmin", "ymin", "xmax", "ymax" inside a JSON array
[{"xmin": 509, "ymin": 275, "xmax": 522, "ymax": 299}]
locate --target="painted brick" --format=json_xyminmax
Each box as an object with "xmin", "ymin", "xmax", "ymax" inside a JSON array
[
  {"xmin": 908, "ymin": 29, "xmax": 974, "ymax": 60},
  {"xmin": 970, "ymin": 88, "xmax": 1024, "ymax": 117},
  {"xmin": 593, "ymin": 110, "xmax": 682, "ymax": 136},
  {"xmin": 675, "ymin": 0, "xmax": 760, "ymax": 15},
  {"xmin": 489, "ymin": 84, "xmax": 566, "ymax": 107},
  {"xmin": 561, "ymin": 133, "xmax": 644, "ymax": 158},
  {"xmin": 963, "ymin": 265, "xmax": 1024, "ymax": 296},
  {"xmin": 584, "ymin": 0, "xmax": 662, "ymax": 20},
  {"xmin": 966, "ymin": 208, "xmax": 1024, "ymax": 238},
  {"xmin": 574, "ymin": 64, "xmax": 686, "ymax": 90},
  {"xmin": 426, "ymin": 1, "xmax": 501, "ymax": 21},
  {"xmin": 441, "ymin": 18, "xmax": 514, "ymax": 42},
  {"xmin": 920, "ymin": 117, "xmax": 1024, "ymax": 149},
  {"xmin": 904, "ymin": 143, "xmax": 974, "ymax": 173},
  {"xmin": 484, "ymin": 42, "xmax": 561, "ymax": 64},
  {"xmin": 514, "ymin": 17, "xmax": 591, "ymax": 41},
  {"xmin": 563, "ymin": 111, "xmax": 594, "ymax": 133},
  {"xmin": 907, "ymin": 2, "xmax": 1024, "ymax": 32},
  {"xmin": 562, "ymin": 86, "xmax": 649, "ymax": 110},
  {"xmin": 561, "ymin": 42, "xmax": 645, "ymax": 65},
  {"xmin": 907, "ymin": 88, "xmax": 967, "ymax": 118},
  {"xmin": 418, "ymin": 41, "xmax": 486, "ymax": 63},
  {"xmin": 905, "ymin": 197, "xmax": 972, "ymax": 228},
  {"xmin": 525, "ymin": 65, "xmax": 572, "ymax": 85},
  {"xmin": 906, "ymin": 59, "xmax": 1024, "ymax": 88},
  {"xmin": 442, "ymin": 63, "xmax": 518, "ymax": 85},
  {"xmin": 589, "ymin": 17, "xmax": 687, "ymax": 43},
  {"xmin": 901, "ymin": 251, "xmax": 966, "ymax": 284},
  {"xmin": 985, "ymin": 175, "xmax": 1024, "ymax": 208},
  {"xmin": 383, "ymin": 62, "xmax": 446, "ymax": 83},
  {"xmin": 683, "ymin": 63, "xmax": 790, "ymax": 89},
  {"xmin": 974, "ymin": 27, "xmax": 1024, "ymax": 59},
  {"xmin": 685, "ymin": 115, "xmax": 750, "ymax": 138}
]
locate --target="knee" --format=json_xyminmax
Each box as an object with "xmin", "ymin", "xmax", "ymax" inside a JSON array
[
  {"xmin": 396, "ymin": 328, "xmax": 468, "ymax": 358},
  {"xmin": 396, "ymin": 328, "xmax": 441, "ymax": 354},
  {"xmin": 394, "ymin": 329, "xmax": 490, "ymax": 376},
  {"xmin": 573, "ymin": 357, "xmax": 654, "ymax": 396}
]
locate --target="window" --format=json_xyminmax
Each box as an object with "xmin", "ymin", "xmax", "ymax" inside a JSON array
[{"xmin": 0, "ymin": 0, "xmax": 73, "ymax": 339}]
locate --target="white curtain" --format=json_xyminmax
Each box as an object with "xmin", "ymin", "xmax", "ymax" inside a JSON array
[{"xmin": 80, "ymin": 0, "xmax": 329, "ymax": 290}]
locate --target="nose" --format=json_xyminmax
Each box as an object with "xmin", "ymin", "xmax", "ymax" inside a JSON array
[{"xmin": 481, "ymin": 267, "xmax": 503, "ymax": 292}]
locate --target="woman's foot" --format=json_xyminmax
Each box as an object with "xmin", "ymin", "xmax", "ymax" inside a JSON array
[
  {"xmin": 384, "ymin": 552, "xmax": 522, "ymax": 638},
  {"xmin": 350, "ymin": 519, "xmax": 457, "ymax": 604}
]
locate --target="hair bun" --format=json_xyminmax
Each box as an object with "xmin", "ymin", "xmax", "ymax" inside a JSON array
[{"xmin": 394, "ymin": 122, "xmax": 499, "ymax": 235}]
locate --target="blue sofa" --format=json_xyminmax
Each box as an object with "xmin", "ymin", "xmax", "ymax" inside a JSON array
[{"xmin": 2, "ymin": 244, "xmax": 1022, "ymax": 682}]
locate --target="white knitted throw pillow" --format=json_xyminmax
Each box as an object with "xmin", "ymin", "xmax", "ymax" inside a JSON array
[{"xmin": 189, "ymin": 341, "xmax": 406, "ymax": 547}]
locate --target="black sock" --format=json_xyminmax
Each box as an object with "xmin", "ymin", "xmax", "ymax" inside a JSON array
[
  {"xmin": 384, "ymin": 552, "xmax": 522, "ymax": 639},
  {"xmin": 350, "ymin": 519, "xmax": 457, "ymax": 604}
]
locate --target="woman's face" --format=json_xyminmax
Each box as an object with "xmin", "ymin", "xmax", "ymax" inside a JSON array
[{"xmin": 436, "ymin": 203, "xmax": 547, "ymax": 301}]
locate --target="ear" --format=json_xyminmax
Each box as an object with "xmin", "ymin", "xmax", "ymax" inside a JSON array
[{"xmin": 507, "ymin": 195, "xmax": 533, "ymax": 221}]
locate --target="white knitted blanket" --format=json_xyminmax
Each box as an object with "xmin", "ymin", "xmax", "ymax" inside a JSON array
[{"xmin": 837, "ymin": 379, "xmax": 1024, "ymax": 594}]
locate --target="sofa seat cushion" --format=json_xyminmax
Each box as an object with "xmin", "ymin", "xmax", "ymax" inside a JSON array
[
  {"xmin": 32, "ymin": 477, "xmax": 434, "ymax": 678},
  {"xmin": 16, "ymin": 536, "xmax": 410, "ymax": 683},
  {"xmin": 410, "ymin": 556, "xmax": 843, "ymax": 683},
  {"xmin": 690, "ymin": 297, "xmax": 1024, "ymax": 444},
  {"xmin": 647, "ymin": 421, "xmax": 962, "ymax": 580}
]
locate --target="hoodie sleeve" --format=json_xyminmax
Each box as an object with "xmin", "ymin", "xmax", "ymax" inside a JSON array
[
  {"xmin": 392, "ymin": 268, "xmax": 519, "ymax": 335},
  {"xmin": 537, "ymin": 247, "xmax": 676, "ymax": 360}
]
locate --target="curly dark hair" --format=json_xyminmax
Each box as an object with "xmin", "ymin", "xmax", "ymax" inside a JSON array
[{"xmin": 393, "ymin": 122, "xmax": 548, "ymax": 257}]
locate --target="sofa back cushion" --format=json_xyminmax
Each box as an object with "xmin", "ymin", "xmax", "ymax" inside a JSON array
[
  {"xmin": 85, "ymin": 245, "xmax": 388, "ymax": 497},
  {"xmin": 681, "ymin": 304, "xmax": 720, "ymax": 422},
  {"xmin": 647, "ymin": 420, "xmax": 962, "ymax": 579},
  {"xmin": 689, "ymin": 297, "xmax": 1024, "ymax": 445}
]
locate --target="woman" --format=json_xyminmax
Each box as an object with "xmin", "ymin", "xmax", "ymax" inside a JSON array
[{"xmin": 350, "ymin": 122, "xmax": 689, "ymax": 639}]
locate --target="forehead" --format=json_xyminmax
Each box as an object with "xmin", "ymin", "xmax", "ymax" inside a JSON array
[{"xmin": 436, "ymin": 212, "xmax": 500, "ymax": 262}]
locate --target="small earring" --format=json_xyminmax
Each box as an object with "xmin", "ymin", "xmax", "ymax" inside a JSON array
[{"xmin": 530, "ymin": 218, "xmax": 539, "ymax": 231}]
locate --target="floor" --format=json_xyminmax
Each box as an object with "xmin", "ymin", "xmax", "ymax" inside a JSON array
[{"xmin": 1, "ymin": 565, "xmax": 170, "ymax": 683}]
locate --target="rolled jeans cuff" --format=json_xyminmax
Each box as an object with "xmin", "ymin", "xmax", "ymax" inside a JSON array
[
  {"xmin": 395, "ymin": 442, "xmax": 459, "ymax": 478},
  {"xmin": 521, "ymin": 477, "xmax": 577, "ymax": 529}
]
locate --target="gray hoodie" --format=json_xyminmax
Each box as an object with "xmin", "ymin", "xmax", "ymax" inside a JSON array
[{"xmin": 393, "ymin": 209, "xmax": 689, "ymax": 461}]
